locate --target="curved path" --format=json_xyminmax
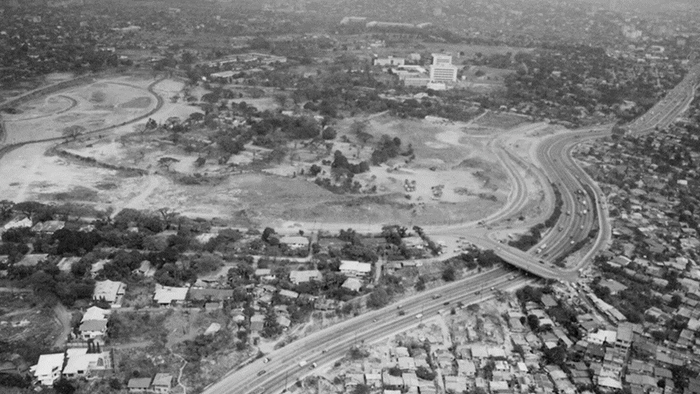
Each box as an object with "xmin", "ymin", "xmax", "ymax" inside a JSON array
[
  {"xmin": 0, "ymin": 77, "xmax": 165, "ymax": 172},
  {"xmin": 3, "ymin": 95, "xmax": 78, "ymax": 122}
]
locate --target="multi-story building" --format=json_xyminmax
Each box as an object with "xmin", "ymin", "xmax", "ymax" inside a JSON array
[{"xmin": 429, "ymin": 54, "xmax": 458, "ymax": 83}]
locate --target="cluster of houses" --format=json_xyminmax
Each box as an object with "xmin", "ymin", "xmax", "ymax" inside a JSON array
[
  {"xmin": 126, "ymin": 373, "xmax": 173, "ymax": 394},
  {"xmin": 31, "ymin": 347, "xmax": 113, "ymax": 387},
  {"xmin": 332, "ymin": 281, "xmax": 700, "ymax": 394},
  {"xmin": 577, "ymin": 120, "xmax": 700, "ymax": 354}
]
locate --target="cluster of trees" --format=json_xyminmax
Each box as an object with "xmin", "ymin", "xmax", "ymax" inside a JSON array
[
  {"xmin": 491, "ymin": 45, "xmax": 683, "ymax": 125},
  {"xmin": 252, "ymin": 113, "xmax": 321, "ymax": 141},
  {"xmin": 331, "ymin": 150, "xmax": 370, "ymax": 175},
  {"xmin": 178, "ymin": 329, "xmax": 234, "ymax": 362},
  {"xmin": 450, "ymin": 248, "xmax": 505, "ymax": 271},
  {"xmin": 387, "ymin": 97, "xmax": 481, "ymax": 123},
  {"xmin": 371, "ymin": 135, "xmax": 411, "ymax": 165}
]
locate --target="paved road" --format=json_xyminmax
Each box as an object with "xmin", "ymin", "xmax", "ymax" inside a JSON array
[
  {"xmin": 203, "ymin": 62, "xmax": 700, "ymax": 394},
  {"xmin": 202, "ymin": 267, "xmax": 531, "ymax": 394}
]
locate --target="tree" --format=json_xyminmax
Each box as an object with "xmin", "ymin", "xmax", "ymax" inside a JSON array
[
  {"xmin": 387, "ymin": 365, "xmax": 402, "ymax": 376},
  {"xmin": 321, "ymin": 127, "xmax": 337, "ymax": 140},
  {"xmin": 0, "ymin": 200, "xmax": 14, "ymax": 219},
  {"xmin": 157, "ymin": 208, "xmax": 178, "ymax": 229},
  {"xmin": 353, "ymin": 384, "xmax": 370, "ymax": 394},
  {"xmin": 62, "ymin": 125, "xmax": 85, "ymax": 140},
  {"xmin": 53, "ymin": 378, "xmax": 76, "ymax": 394},
  {"xmin": 262, "ymin": 306, "xmax": 282, "ymax": 338},
  {"xmin": 415, "ymin": 365, "xmax": 436, "ymax": 380},
  {"xmin": 442, "ymin": 265, "xmax": 456, "ymax": 282},
  {"xmin": 367, "ymin": 287, "xmax": 390, "ymax": 309},
  {"xmin": 262, "ymin": 227, "xmax": 276, "ymax": 243},
  {"xmin": 527, "ymin": 314, "xmax": 540, "ymax": 331},
  {"xmin": 13, "ymin": 201, "xmax": 45, "ymax": 220}
]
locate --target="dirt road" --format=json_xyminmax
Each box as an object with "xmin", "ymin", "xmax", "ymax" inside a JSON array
[{"xmin": 53, "ymin": 303, "xmax": 72, "ymax": 349}]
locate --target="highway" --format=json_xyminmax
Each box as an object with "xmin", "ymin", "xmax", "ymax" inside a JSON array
[
  {"xmin": 627, "ymin": 63, "xmax": 700, "ymax": 135},
  {"xmin": 201, "ymin": 60, "xmax": 699, "ymax": 394},
  {"xmin": 202, "ymin": 267, "xmax": 533, "ymax": 394}
]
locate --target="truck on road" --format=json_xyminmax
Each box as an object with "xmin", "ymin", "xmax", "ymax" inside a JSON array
[{"xmin": 299, "ymin": 360, "xmax": 308, "ymax": 367}]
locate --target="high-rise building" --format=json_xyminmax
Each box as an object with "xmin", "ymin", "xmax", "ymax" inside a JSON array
[{"xmin": 429, "ymin": 53, "xmax": 458, "ymax": 83}]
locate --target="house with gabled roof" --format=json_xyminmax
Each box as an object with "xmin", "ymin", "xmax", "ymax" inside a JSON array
[{"xmin": 93, "ymin": 280, "xmax": 126, "ymax": 307}]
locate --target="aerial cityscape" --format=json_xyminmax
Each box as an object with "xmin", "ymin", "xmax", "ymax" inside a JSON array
[{"xmin": 1, "ymin": 0, "xmax": 700, "ymax": 394}]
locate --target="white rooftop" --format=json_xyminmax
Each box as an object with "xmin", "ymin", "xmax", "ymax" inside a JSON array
[
  {"xmin": 81, "ymin": 306, "xmax": 110, "ymax": 323},
  {"xmin": 33, "ymin": 353, "xmax": 65, "ymax": 378},
  {"xmin": 93, "ymin": 280, "xmax": 126, "ymax": 303},
  {"xmin": 154, "ymin": 284, "xmax": 189, "ymax": 304},
  {"xmin": 339, "ymin": 260, "xmax": 372, "ymax": 273}
]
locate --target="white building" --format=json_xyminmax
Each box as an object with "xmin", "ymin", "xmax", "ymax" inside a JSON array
[
  {"xmin": 82, "ymin": 306, "xmax": 110, "ymax": 322},
  {"xmin": 429, "ymin": 53, "xmax": 458, "ymax": 83},
  {"xmin": 289, "ymin": 270, "xmax": 323, "ymax": 284},
  {"xmin": 430, "ymin": 65, "xmax": 458, "ymax": 83},
  {"xmin": 62, "ymin": 348, "xmax": 111, "ymax": 379},
  {"xmin": 153, "ymin": 285, "xmax": 189, "ymax": 306},
  {"xmin": 339, "ymin": 261, "xmax": 372, "ymax": 277},
  {"xmin": 93, "ymin": 280, "xmax": 126, "ymax": 306},
  {"xmin": 279, "ymin": 236, "xmax": 310, "ymax": 250},
  {"xmin": 79, "ymin": 319, "xmax": 108, "ymax": 340},
  {"xmin": 374, "ymin": 56, "xmax": 405, "ymax": 67},
  {"xmin": 31, "ymin": 353, "xmax": 65, "ymax": 386}
]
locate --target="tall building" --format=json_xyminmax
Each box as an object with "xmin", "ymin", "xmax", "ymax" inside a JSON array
[{"xmin": 429, "ymin": 53, "xmax": 458, "ymax": 83}]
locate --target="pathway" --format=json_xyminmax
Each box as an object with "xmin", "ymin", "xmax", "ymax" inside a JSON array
[{"xmin": 53, "ymin": 302, "xmax": 72, "ymax": 349}]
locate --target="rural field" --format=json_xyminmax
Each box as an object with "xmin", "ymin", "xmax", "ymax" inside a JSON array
[{"xmin": 0, "ymin": 73, "xmax": 553, "ymax": 233}]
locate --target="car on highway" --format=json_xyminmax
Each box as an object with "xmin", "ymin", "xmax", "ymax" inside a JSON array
[
  {"xmin": 443, "ymin": 301, "xmax": 450, "ymax": 305},
  {"xmin": 398, "ymin": 310, "xmax": 406, "ymax": 316},
  {"xmin": 432, "ymin": 294, "xmax": 442, "ymax": 299},
  {"xmin": 415, "ymin": 313, "xmax": 423, "ymax": 319},
  {"xmin": 257, "ymin": 370, "xmax": 267, "ymax": 376},
  {"xmin": 263, "ymin": 357, "xmax": 271, "ymax": 363}
]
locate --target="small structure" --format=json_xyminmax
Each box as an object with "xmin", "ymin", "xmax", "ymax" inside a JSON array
[
  {"xmin": 31, "ymin": 220, "xmax": 65, "ymax": 234},
  {"xmin": 339, "ymin": 260, "xmax": 372, "ymax": 277},
  {"xmin": 187, "ymin": 288, "xmax": 234, "ymax": 307},
  {"xmin": 16, "ymin": 253, "xmax": 49, "ymax": 267},
  {"xmin": 250, "ymin": 314, "xmax": 265, "ymax": 332},
  {"xmin": 79, "ymin": 319, "xmax": 108, "ymax": 340},
  {"xmin": 289, "ymin": 270, "xmax": 323, "ymax": 284},
  {"xmin": 279, "ymin": 236, "xmax": 310, "ymax": 250},
  {"xmin": 93, "ymin": 280, "xmax": 127, "ymax": 307},
  {"xmin": 151, "ymin": 373, "xmax": 173, "ymax": 393},
  {"xmin": 57, "ymin": 257, "xmax": 80, "ymax": 273},
  {"xmin": 128, "ymin": 377, "xmax": 152, "ymax": 393},
  {"xmin": 153, "ymin": 285, "xmax": 189, "ymax": 306},
  {"xmin": 342, "ymin": 277, "xmax": 363, "ymax": 292},
  {"xmin": 82, "ymin": 306, "xmax": 110, "ymax": 322},
  {"xmin": 279, "ymin": 289, "xmax": 299, "ymax": 300}
]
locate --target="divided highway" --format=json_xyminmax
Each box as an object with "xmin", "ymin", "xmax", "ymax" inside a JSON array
[{"xmin": 203, "ymin": 267, "xmax": 532, "ymax": 394}]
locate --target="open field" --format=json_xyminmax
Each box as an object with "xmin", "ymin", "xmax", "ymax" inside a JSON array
[
  {"xmin": 0, "ymin": 73, "xmax": 554, "ymax": 231},
  {"xmin": 0, "ymin": 292, "xmax": 61, "ymax": 350},
  {"xmin": 2, "ymin": 76, "xmax": 158, "ymax": 145}
]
